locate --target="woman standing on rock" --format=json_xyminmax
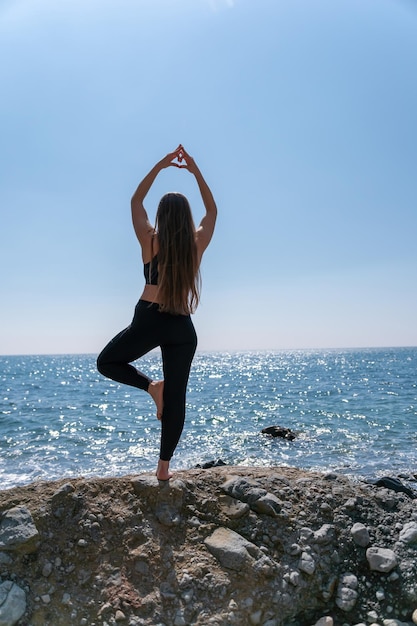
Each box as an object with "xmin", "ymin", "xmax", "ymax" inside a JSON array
[{"xmin": 97, "ymin": 145, "xmax": 217, "ymax": 481}]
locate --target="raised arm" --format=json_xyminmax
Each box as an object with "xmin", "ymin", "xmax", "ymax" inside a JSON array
[
  {"xmin": 180, "ymin": 147, "xmax": 217, "ymax": 256},
  {"xmin": 131, "ymin": 147, "xmax": 183, "ymax": 247}
]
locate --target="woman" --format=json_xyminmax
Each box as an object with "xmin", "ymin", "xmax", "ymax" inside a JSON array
[{"xmin": 97, "ymin": 145, "xmax": 217, "ymax": 481}]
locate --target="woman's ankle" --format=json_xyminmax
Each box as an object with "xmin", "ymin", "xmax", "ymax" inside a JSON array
[{"xmin": 156, "ymin": 459, "xmax": 173, "ymax": 481}]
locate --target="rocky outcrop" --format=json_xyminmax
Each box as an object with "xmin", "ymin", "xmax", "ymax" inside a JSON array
[
  {"xmin": 261, "ymin": 426, "xmax": 297, "ymax": 440},
  {"xmin": 0, "ymin": 466, "xmax": 416, "ymax": 626}
]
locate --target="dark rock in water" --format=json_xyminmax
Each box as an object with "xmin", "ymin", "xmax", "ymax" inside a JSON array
[
  {"xmin": 195, "ymin": 459, "xmax": 228, "ymax": 469},
  {"xmin": 372, "ymin": 476, "xmax": 416, "ymax": 499},
  {"xmin": 261, "ymin": 425, "xmax": 297, "ymax": 441}
]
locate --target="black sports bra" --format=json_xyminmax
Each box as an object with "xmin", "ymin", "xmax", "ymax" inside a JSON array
[{"xmin": 144, "ymin": 255, "xmax": 159, "ymax": 285}]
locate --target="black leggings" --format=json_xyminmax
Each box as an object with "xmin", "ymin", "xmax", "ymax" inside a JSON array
[{"xmin": 97, "ymin": 300, "xmax": 197, "ymax": 461}]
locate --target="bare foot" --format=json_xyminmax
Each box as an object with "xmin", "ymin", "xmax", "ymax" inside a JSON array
[
  {"xmin": 148, "ymin": 380, "xmax": 164, "ymax": 420},
  {"xmin": 156, "ymin": 459, "xmax": 173, "ymax": 481}
]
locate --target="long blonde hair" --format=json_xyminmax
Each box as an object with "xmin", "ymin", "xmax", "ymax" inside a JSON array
[{"xmin": 155, "ymin": 192, "xmax": 201, "ymax": 315}]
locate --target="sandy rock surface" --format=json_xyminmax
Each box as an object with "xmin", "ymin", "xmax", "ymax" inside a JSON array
[{"xmin": 0, "ymin": 466, "xmax": 416, "ymax": 626}]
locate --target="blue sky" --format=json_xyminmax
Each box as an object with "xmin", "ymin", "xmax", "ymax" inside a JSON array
[{"xmin": 1, "ymin": 0, "xmax": 416, "ymax": 354}]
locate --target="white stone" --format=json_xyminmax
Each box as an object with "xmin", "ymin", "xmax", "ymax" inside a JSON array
[
  {"xmin": 350, "ymin": 522, "xmax": 370, "ymax": 547},
  {"xmin": 376, "ymin": 588, "xmax": 385, "ymax": 601},
  {"xmin": 398, "ymin": 521, "xmax": 417, "ymax": 544},
  {"xmin": 367, "ymin": 610, "xmax": 379, "ymax": 621},
  {"xmin": 366, "ymin": 547, "xmax": 397, "ymax": 573},
  {"xmin": 204, "ymin": 527, "xmax": 259, "ymax": 571},
  {"xmin": 299, "ymin": 551, "xmax": 316, "ymax": 575},
  {"xmin": 336, "ymin": 585, "xmax": 358, "ymax": 611},
  {"xmin": 313, "ymin": 617, "xmax": 333, "ymax": 626},
  {"xmin": 336, "ymin": 573, "xmax": 358, "ymax": 612}
]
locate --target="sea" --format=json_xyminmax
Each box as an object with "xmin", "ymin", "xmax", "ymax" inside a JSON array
[{"xmin": 1, "ymin": 347, "xmax": 416, "ymax": 492}]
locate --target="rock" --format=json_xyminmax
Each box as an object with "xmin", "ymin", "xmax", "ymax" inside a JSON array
[
  {"xmin": 336, "ymin": 573, "xmax": 358, "ymax": 611},
  {"xmin": 249, "ymin": 609, "xmax": 262, "ymax": 624},
  {"xmin": 351, "ymin": 522, "xmax": 371, "ymax": 547},
  {"xmin": 61, "ymin": 593, "xmax": 71, "ymax": 605},
  {"xmin": 195, "ymin": 459, "xmax": 227, "ymax": 469},
  {"xmin": 0, "ymin": 506, "xmax": 39, "ymax": 554},
  {"xmin": 50, "ymin": 483, "xmax": 81, "ymax": 520},
  {"xmin": 221, "ymin": 477, "xmax": 282, "ymax": 517},
  {"xmin": 313, "ymin": 524, "xmax": 336, "ymax": 545},
  {"xmin": 52, "ymin": 483, "xmax": 75, "ymax": 499},
  {"xmin": 261, "ymin": 425, "xmax": 297, "ymax": 440},
  {"xmin": 314, "ymin": 618, "xmax": 333, "ymax": 626},
  {"xmin": 204, "ymin": 527, "xmax": 262, "ymax": 571},
  {"xmin": 250, "ymin": 493, "xmax": 282, "ymax": 516},
  {"xmin": 42, "ymin": 561, "xmax": 53, "ymax": 577},
  {"xmin": 376, "ymin": 588, "xmax": 385, "ymax": 601},
  {"xmin": 398, "ymin": 521, "xmax": 417, "ymax": 544},
  {"xmin": 115, "ymin": 609, "xmax": 126, "ymax": 621},
  {"xmin": 132, "ymin": 477, "xmax": 185, "ymax": 527},
  {"xmin": 298, "ymin": 551, "xmax": 315, "ymax": 575},
  {"xmin": 367, "ymin": 610, "xmax": 379, "ymax": 622},
  {"xmin": 0, "ymin": 553, "xmax": 12, "ymax": 565},
  {"xmin": 373, "ymin": 476, "xmax": 416, "ymax": 499},
  {"xmin": 0, "ymin": 580, "xmax": 26, "ymax": 626},
  {"xmin": 218, "ymin": 494, "xmax": 250, "ymax": 519},
  {"xmin": 366, "ymin": 547, "xmax": 398, "ymax": 573},
  {"xmin": 131, "ymin": 475, "xmax": 160, "ymax": 497}
]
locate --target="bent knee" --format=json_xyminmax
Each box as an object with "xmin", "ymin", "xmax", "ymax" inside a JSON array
[{"xmin": 96, "ymin": 353, "xmax": 110, "ymax": 376}]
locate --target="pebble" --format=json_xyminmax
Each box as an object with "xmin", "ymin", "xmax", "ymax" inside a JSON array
[
  {"xmin": 376, "ymin": 588, "xmax": 385, "ymax": 601},
  {"xmin": 0, "ymin": 552, "xmax": 12, "ymax": 565},
  {"xmin": 42, "ymin": 561, "xmax": 53, "ymax": 577},
  {"xmin": 313, "ymin": 618, "xmax": 333, "ymax": 626},
  {"xmin": 367, "ymin": 610, "xmax": 379, "ymax": 622},
  {"xmin": 398, "ymin": 521, "xmax": 417, "ymax": 544},
  {"xmin": 115, "ymin": 609, "xmax": 127, "ymax": 622},
  {"xmin": 336, "ymin": 573, "xmax": 358, "ymax": 612},
  {"xmin": 0, "ymin": 580, "xmax": 26, "ymax": 625},
  {"xmin": 366, "ymin": 547, "xmax": 398, "ymax": 573},
  {"xmin": 299, "ymin": 551, "xmax": 316, "ymax": 575},
  {"xmin": 351, "ymin": 522, "xmax": 371, "ymax": 547}
]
